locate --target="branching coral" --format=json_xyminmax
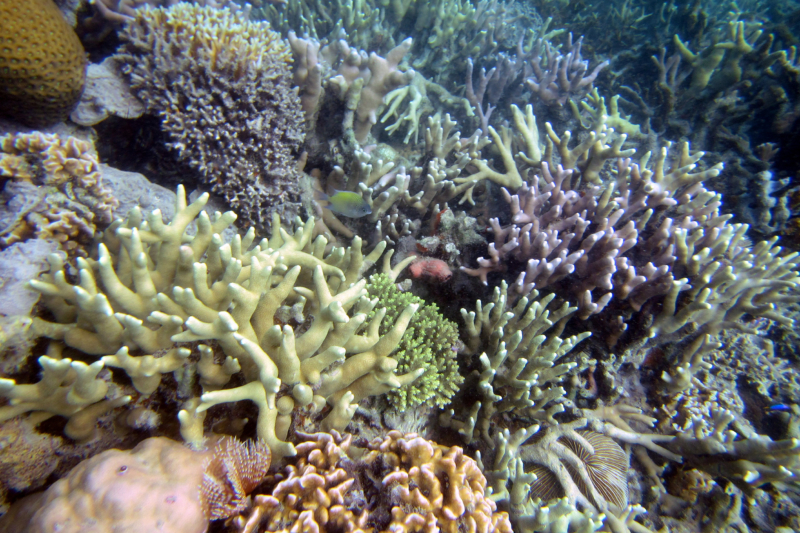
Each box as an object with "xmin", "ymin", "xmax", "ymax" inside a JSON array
[
  {"xmin": 525, "ymin": 33, "xmax": 609, "ymax": 106},
  {"xmin": 263, "ymin": 0, "xmax": 539, "ymax": 89},
  {"xmin": 115, "ymin": 3, "xmax": 306, "ymax": 231},
  {"xmin": 0, "ymin": 354, "xmax": 131, "ymax": 442},
  {"xmin": 288, "ymin": 31, "xmax": 416, "ymax": 143},
  {"xmin": 365, "ymin": 272, "xmax": 462, "ymax": 409},
  {"xmin": 442, "ymin": 280, "xmax": 593, "ymax": 444},
  {"xmin": 24, "ymin": 185, "xmax": 428, "ymax": 457},
  {"xmin": 462, "ymin": 111, "xmax": 800, "ymax": 345}
]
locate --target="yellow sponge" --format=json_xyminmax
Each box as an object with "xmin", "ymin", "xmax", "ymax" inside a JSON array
[{"xmin": 0, "ymin": 0, "xmax": 86, "ymax": 127}]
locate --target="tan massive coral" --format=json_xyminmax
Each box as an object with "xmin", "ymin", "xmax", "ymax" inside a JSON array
[{"xmin": 0, "ymin": 437, "xmax": 211, "ymax": 533}]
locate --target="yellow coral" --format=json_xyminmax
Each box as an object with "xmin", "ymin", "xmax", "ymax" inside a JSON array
[{"xmin": 26, "ymin": 186, "xmax": 421, "ymax": 457}]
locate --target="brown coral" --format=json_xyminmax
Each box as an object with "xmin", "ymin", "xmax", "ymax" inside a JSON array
[
  {"xmin": 115, "ymin": 3, "xmax": 306, "ymax": 231},
  {"xmin": 0, "ymin": 0, "xmax": 86, "ymax": 127},
  {"xmin": 0, "ymin": 132, "xmax": 117, "ymax": 249},
  {"xmin": 232, "ymin": 430, "xmax": 512, "ymax": 533}
]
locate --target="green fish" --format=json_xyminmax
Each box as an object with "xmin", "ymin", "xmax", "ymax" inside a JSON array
[{"xmin": 317, "ymin": 189, "xmax": 372, "ymax": 218}]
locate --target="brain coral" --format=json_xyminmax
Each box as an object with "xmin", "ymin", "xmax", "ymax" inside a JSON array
[
  {"xmin": 115, "ymin": 3, "xmax": 306, "ymax": 231},
  {"xmin": 232, "ymin": 430, "xmax": 513, "ymax": 533},
  {"xmin": 0, "ymin": 0, "xmax": 86, "ymax": 127}
]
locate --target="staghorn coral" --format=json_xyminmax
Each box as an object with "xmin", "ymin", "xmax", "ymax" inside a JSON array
[
  {"xmin": 288, "ymin": 31, "xmax": 416, "ymax": 143},
  {"xmin": 440, "ymin": 283, "xmax": 675, "ymax": 532},
  {"xmin": 22, "ymin": 185, "xmax": 430, "ymax": 458},
  {"xmin": 524, "ymin": 32, "xmax": 609, "ymax": 107},
  {"xmin": 115, "ymin": 3, "xmax": 306, "ymax": 231},
  {"xmin": 262, "ymin": 0, "xmax": 540, "ymax": 90},
  {"xmin": 0, "ymin": 351, "xmax": 132, "ymax": 442},
  {"xmin": 365, "ymin": 272, "xmax": 462, "ymax": 410},
  {"xmin": 462, "ymin": 112, "xmax": 800, "ymax": 346},
  {"xmin": 0, "ymin": 133, "xmax": 118, "ymax": 250},
  {"xmin": 442, "ymin": 280, "xmax": 593, "ymax": 444},
  {"xmin": 231, "ymin": 430, "xmax": 513, "ymax": 533},
  {"xmin": 0, "ymin": 0, "xmax": 86, "ymax": 127}
]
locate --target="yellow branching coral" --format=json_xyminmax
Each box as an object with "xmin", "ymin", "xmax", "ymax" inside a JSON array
[
  {"xmin": 0, "ymin": 354, "xmax": 131, "ymax": 442},
  {"xmin": 25, "ymin": 186, "xmax": 423, "ymax": 456}
]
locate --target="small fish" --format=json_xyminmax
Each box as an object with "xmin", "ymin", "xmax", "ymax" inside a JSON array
[
  {"xmin": 767, "ymin": 403, "xmax": 793, "ymax": 413},
  {"xmin": 316, "ymin": 189, "xmax": 372, "ymax": 218}
]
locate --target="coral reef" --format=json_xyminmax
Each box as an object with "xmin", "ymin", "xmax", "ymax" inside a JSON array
[
  {"xmin": 0, "ymin": 0, "xmax": 86, "ymax": 127},
  {"xmin": 18, "ymin": 185, "xmax": 432, "ymax": 458},
  {"xmin": 2, "ymin": 2, "xmax": 800, "ymax": 533},
  {"xmin": 462, "ymin": 114, "xmax": 800, "ymax": 347},
  {"xmin": 115, "ymin": 3, "xmax": 306, "ymax": 231}
]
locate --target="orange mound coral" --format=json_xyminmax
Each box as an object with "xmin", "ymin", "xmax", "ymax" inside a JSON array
[
  {"xmin": 0, "ymin": 0, "xmax": 86, "ymax": 127},
  {"xmin": 232, "ymin": 430, "xmax": 512, "ymax": 533}
]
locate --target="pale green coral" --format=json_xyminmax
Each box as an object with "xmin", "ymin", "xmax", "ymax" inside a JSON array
[{"xmin": 365, "ymin": 273, "xmax": 462, "ymax": 409}]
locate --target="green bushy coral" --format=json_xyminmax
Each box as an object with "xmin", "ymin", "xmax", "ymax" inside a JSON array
[{"xmin": 366, "ymin": 273, "xmax": 462, "ymax": 409}]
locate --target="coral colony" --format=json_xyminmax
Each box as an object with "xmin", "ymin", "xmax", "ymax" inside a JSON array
[{"xmin": 1, "ymin": 0, "xmax": 800, "ymax": 532}]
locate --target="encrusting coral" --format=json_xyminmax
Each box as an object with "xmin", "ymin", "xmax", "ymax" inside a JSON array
[
  {"xmin": 0, "ymin": 0, "xmax": 86, "ymax": 126},
  {"xmin": 231, "ymin": 430, "xmax": 513, "ymax": 533},
  {"xmin": 115, "ymin": 3, "xmax": 306, "ymax": 231},
  {"xmin": 17, "ymin": 185, "xmax": 428, "ymax": 458},
  {"xmin": 0, "ymin": 133, "xmax": 118, "ymax": 250}
]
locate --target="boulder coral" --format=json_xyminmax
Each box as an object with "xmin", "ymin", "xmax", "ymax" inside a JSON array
[{"xmin": 0, "ymin": 0, "xmax": 86, "ymax": 126}]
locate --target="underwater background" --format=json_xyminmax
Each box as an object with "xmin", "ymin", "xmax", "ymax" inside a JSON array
[{"xmin": 1, "ymin": 0, "xmax": 800, "ymax": 531}]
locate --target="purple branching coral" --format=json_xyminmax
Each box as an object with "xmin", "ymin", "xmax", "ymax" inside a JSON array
[
  {"xmin": 465, "ymin": 32, "xmax": 609, "ymax": 135},
  {"xmin": 463, "ymin": 141, "xmax": 800, "ymax": 346},
  {"xmin": 525, "ymin": 33, "xmax": 609, "ymax": 106}
]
